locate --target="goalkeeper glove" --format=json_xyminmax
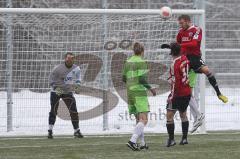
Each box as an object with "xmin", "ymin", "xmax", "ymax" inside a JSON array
[
  {"xmin": 54, "ymin": 87, "xmax": 63, "ymax": 96},
  {"xmin": 74, "ymin": 80, "xmax": 81, "ymax": 94}
]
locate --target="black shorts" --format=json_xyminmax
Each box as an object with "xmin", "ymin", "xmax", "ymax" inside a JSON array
[
  {"xmin": 50, "ymin": 92, "xmax": 78, "ymax": 114},
  {"xmin": 187, "ymin": 55, "xmax": 205, "ymax": 73},
  {"xmin": 166, "ymin": 95, "xmax": 191, "ymax": 112}
]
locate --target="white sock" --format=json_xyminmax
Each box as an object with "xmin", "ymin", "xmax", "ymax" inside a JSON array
[
  {"xmin": 189, "ymin": 96, "xmax": 201, "ymax": 122},
  {"xmin": 74, "ymin": 128, "xmax": 80, "ymax": 133},
  {"xmin": 49, "ymin": 124, "xmax": 54, "ymax": 131},
  {"xmin": 139, "ymin": 132, "xmax": 145, "ymax": 146},
  {"xmin": 130, "ymin": 122, "xmax": 144, "ymax": 144}
]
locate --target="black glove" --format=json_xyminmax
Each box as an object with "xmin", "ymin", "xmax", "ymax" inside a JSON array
[{"xmin": 161, "ymin": 43, "xmax": 171, "ymax": 49}]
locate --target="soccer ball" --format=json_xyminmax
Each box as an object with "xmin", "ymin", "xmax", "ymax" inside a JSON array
[{"xmin": 160, "ymin": 6, "xmax": 172, "ymax": 19}]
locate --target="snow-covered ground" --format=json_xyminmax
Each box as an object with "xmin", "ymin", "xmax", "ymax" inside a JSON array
[{"xmin": 0, "ymin": 87, "xmax": 239, "ymax": 136}]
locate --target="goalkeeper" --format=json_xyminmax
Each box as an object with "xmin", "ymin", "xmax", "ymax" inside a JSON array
[
  {"xmin": 48, "ymin": 52, "xmax": 83, "ymax": 139},
  {"xmin": 123, "ymin": 42, "xmax": 156, "ymax": 151}
]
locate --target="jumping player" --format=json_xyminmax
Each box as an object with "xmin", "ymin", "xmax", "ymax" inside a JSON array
[
  {"xmin": 162, "ymin": 15, "xmax": 228, "ymax": 103},
  {"xmin": 177, "ymin": 14, "xmax": 228, "ymax": 103}
]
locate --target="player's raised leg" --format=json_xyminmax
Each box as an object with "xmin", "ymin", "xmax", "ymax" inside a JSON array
[
  {"xmin": 189, "ymin": 96, "xmax": 205, "ymax": 133},
  {"xmin": 188, "ymin": 69, "xmax": 205, "ymax": 133},
  {"xmin": 200, "ymin": 66, "xmax": 228, "ymax": 103},
  {"xmin": 189, "ymin": 69, "xmax": 201, "ymax": 121}
]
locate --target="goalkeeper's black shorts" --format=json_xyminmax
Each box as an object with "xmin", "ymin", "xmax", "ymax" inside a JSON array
[
  {"xmin": 50, "ymin": 92, "xmax": 77, "ymax": 114},
  {"xmin": 187, "ymin": 55, "xmax": 206, "ymax": 73}
]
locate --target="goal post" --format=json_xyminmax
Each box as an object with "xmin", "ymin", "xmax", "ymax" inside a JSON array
[
  {"xmin": 0, "ymin": 8, "xmax": 206, "ymax": 135},
  {"xmin": 0, "ymin": 8, "xmax": 204, "ymax": 15}
]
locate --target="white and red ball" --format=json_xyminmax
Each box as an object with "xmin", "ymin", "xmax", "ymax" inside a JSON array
[{"xmin": 160, "ymin": 6, "xmax": 172, "ymax": 19}]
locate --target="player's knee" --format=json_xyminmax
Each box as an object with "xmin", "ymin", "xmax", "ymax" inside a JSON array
[
  {"xmin": 69, "ymin": 106, "xmax": 77, "ymax": 113},
  {"xmin": 139, "ymin": 118, "xmax": 148, "ymax": 125},
  {"xmin": 180, "ymin": 113, "xmax": 188, "ymax": 122},
  {"xmin": 143, "ymin": 119, "xmax": 148, "ymax": 125},
  {"xmin": 181, "ymin": 117, "xmax": 188, "ymax": 122},
  {"xmin": 67, "ymin": 101, "xmax": 77, "ymax": 112},
  {"xmin": 70, "ymin": 112, "xmax": 79, "ymax": 120},
  {"xmin": 201, "ymin": 66, "xmax": 211, "ymax": 75},
  {"xmin": 138, "ymin": 113, "xmax": 148, "ymax": 125},
  {"xmin": 166, "ymin": 111, "xmax": 175, "ymax": 121}
]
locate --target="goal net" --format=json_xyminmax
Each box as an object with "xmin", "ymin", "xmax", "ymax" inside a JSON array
[{"xmin": 0, "ymin": 8, "xmax": 205, "ymax": 135}]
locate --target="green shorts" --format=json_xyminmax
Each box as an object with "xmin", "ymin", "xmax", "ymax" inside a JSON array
[
  {"xmin": 188, "ymin": 69, "xmax": 197, "ymax": 88},
  {"xmin": 127, "ymin": 90, "xmax": 149, "ymax": 115}
]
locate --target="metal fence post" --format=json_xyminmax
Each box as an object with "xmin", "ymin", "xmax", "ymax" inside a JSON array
[
  {"xmin": 6, "ymin": 0, "xmax": 13, "ymax": 132},
  {"xmin": 102, "ymin": 0, "xmax": 109, "ymax": 131}
]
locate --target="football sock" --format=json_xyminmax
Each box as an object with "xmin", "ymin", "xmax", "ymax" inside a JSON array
[
  {"xmin": 74, "ymin": 128, "xmax": 80, "ymax": 133},
  {"xmin": 182, "ymin": 121, "xmax": 189, "ymax": 139},
  {"xmin": 166, "ymin": 121, "xmax": 175, "ymax": 140},
  {"xmin": 72, "ymin": 120, "xmax": 79, "ymax": 130},
  {"xmin": 130, "ymin": 122, "xmax": 144, "ymax": 143},
  {"xmin": 207, "ymin": 73, "xmax": 221, "ymax": 96},
  {"xmin": 49, "ymin": 112, "xmax": 56, "ymax": 125},
  {"xmin": 189, "ymin": 96, "xmax": 201, "ymax": 121},
  {"xmin": 48, "ymin": 124, "xmax": 54, "ymax": 131},
  {"xmin": 139, "ymin": 132, "xmax": 145, "ymax": 146}
]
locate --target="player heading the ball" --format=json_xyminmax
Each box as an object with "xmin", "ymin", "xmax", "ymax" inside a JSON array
[{"xmin": 162, "ymin": 14, "xmax": 228, "ymax": 103}]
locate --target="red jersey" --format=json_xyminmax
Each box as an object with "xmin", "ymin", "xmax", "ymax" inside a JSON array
[
  {"xmin": 176, "ymin": 25, "xmax": 202, "ymax": 56},
  {"xmin": 168, "ymin": 55, "xmax": 191, "ymax": 99}
]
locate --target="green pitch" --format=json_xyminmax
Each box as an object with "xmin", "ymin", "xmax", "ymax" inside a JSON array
[{"xmin": 0, "ymin": 132, "xmax": 240, "ymax": 159}]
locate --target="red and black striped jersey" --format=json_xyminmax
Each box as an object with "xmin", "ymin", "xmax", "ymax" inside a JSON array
[
  {"xmin": 177, "ymin": 25, "xmax": 202, "ymax": 56},
  {"xmin": 168, "ymin": 55, "xmax": 191, "ymax": 99}
]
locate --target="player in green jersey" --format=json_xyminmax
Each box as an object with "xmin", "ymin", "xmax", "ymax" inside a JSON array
[{"xmin": 123, "ymin": 42, "xmax": 156, "ymax": 151}]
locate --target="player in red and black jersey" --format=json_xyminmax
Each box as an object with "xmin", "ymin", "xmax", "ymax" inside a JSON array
[
  {"xmin": 177, "ymin": 14, "xmax": 228, "ymax": 103},
  {"xmin": 162, "ymin": 15, "xmax": 228, "ymax": 103},
  {"xmin": 166, "ymin": 43, "xmax": 191, "ymax": 147}
]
